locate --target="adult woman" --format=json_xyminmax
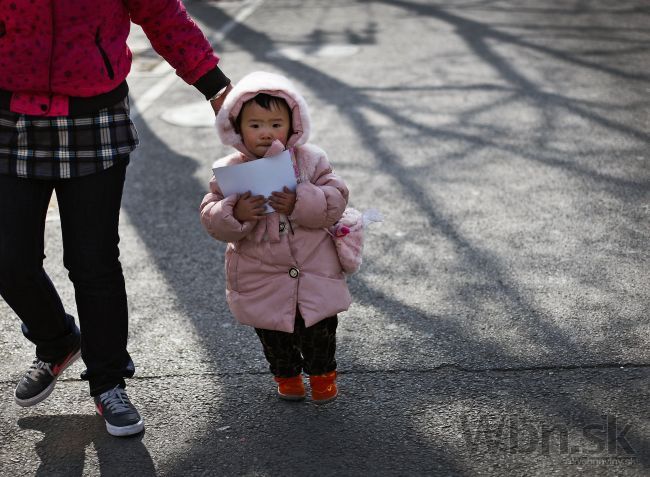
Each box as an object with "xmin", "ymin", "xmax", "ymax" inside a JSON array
[{"xmin": 0, "ymin": 0, "xmax": 231, "ymax": 437}]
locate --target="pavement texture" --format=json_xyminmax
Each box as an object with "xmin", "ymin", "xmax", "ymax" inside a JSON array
[{"xmin": 0, "ymin": 0, "xmax": 648, "ymax": 475}]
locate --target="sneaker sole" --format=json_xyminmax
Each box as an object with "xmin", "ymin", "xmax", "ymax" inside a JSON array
[
  {"xmin": 312, "ymin": 390, "xmax": 338, "ymax": 405},
  {"xmin": 278, "ymin": 392, "xmax": 306, "ymax": 401},
  {"xmin": 14, "ymin": 349, "xmax": 82, "ymax": 407},
  {"xmin": 104, "ymin": 418, "xmax": 145, "ymax": 437}
]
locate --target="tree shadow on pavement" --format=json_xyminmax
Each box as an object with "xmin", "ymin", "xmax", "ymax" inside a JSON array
[
  {"xmin": 116, "ymin": 0, "xmax": 650, "ymax": 474},
  {"xmin": 18, "ymin": 415, "xmax": 156, "ymax": 476},
  {"xmin": 186, "ymin": 0, "xmax": 649, "ymax": 471},
  {"xmin": 184, "ymin": 0, "xmax": 648, "ymax": 350}
]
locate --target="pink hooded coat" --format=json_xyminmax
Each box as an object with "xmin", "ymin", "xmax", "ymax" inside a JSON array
[{"xmin": 200, "ymin": 72, "xmax": 351, "ymax": 332}]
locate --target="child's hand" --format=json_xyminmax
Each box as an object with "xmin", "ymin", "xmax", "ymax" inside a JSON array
[
  {"xmin": 234, "ymin": 191, "xmax": 266, "ymax": 222},
  {"xmin": 269, "ymin": 187, "xmax": 296, "ymax": 215}
]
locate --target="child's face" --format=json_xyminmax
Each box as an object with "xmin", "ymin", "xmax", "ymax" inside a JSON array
[{"xmin": 239, "ymin": 101, "xmax": 291, "ymax": 158}]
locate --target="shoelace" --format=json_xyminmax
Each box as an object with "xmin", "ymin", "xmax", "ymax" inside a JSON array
[
  {"xmin": 25, "ymin": 359, "xmax": 53, "ymax": 381},
  {"xmin": 100, "ymin": 386, "xmax": 133, "ymax": 414}
]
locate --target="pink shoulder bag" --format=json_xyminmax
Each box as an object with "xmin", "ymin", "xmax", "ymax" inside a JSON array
[{"xmin": 327, "ymin": 208, "xmax": 382, "ymax": 275}]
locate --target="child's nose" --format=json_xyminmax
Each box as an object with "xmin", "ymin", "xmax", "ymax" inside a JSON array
[{"xmin": 261, "ymin": 127, "xmax": 273, "ymax": 139}]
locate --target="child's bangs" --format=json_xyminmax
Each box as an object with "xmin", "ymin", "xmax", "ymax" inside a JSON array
[{"xmin": 253, "ymin": 93, "xmax": 289, "ymax": 112}]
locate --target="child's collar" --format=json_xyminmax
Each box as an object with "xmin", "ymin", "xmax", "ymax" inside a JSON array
[{"xmin": 235, "ymin": 139, "xmax": 287, "ymax": 161}]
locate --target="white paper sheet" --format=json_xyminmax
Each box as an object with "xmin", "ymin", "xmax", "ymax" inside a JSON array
[{"xmin": 212, "ymin": 149, "xmax": 297, "ymax": 213}]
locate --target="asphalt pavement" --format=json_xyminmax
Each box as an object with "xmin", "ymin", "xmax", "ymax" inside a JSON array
[{"xmin": 0, "ymin": 0, "xmax": 648, "ymax": 475}]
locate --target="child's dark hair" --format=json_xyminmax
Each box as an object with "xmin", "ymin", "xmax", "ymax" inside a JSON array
[{"xmin": 235, "ymin": 93, "xmax": 292, "ymax": 134}]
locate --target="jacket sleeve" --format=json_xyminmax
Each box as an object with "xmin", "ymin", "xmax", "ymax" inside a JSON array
[
  {"xmin": 200, "ymin": 177, "xmax": 256, "ymax": 243},
  {"xmin": 125, "ymin": 0, "xmax": 225, "ymax": 92},
  {"xmin": 290, "ymin": 152, "xmax": 349, "ymax": 229}
]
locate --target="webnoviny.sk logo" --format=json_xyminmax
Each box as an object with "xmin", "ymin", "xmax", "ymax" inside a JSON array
[{"xmin": 460, "ymin": 414, "xmax": 636, "ymax": 460}]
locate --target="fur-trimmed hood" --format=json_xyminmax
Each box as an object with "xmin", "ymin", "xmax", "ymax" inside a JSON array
[{"xmin": 215, "ymin": 71, "xmax": 311, "ymax": 158}]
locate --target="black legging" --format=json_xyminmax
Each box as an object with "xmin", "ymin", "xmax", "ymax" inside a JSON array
[{"xmin": 255, "ymin": 311, "xmax": 337, "ymax": 378}]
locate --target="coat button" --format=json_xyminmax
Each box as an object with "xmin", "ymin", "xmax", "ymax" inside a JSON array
[
  {"xmin": 289, "ymin": 267, "xmax": 299, "ymax": 278},
  {"xmin": 40, "ymin": 104, "xmax": 48, "ymax": 111},
  {"xmin": 279, "ymin": 222, "xmax": 286, "ymax": 232}
]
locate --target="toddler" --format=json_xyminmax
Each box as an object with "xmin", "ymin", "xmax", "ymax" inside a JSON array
[{"xmin": 200, "ymin": 71, "xmax": 351, "ymax": 402}]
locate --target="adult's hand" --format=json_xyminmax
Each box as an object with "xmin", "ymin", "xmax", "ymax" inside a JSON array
[{"xmin": 210, "ymin": 83, "xmax": 233, "ymax": 115}]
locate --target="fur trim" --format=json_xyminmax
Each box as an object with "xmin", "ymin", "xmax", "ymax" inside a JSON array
[{"xmin": 216, "ymin": 71, "xmax": 311, "ymax": 151}]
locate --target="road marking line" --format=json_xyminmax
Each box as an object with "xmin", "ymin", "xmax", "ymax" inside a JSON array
[{"xmin": 130, "ymin": 0, "xmax": 265, "ymax": 120}]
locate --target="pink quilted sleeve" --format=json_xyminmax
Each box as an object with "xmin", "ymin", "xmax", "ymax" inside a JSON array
[
  {"xmin": 199, "ymin": 178, "xmax": 255, "ymax": 243},
  {"xmin": 290, "ymin": 154, "xmax": 349, "ymax": 229}
]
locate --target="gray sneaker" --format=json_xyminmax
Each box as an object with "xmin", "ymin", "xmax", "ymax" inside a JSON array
[
  {"xmin": 94, "ymin": 386, "xmax": 144, "ymax": 437},
  {"xmin": 14, "ymin": 345, "xmax": 81, "ymax": 407}
]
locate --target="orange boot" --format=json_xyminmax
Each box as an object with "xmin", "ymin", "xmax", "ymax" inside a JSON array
[
  {"xmin": 274, "ymin": 374, "xmax": 306, "ymax": 401},
  {"xmin": 309, "ymin": 371, "xmax": 338, "ymax": 404}
]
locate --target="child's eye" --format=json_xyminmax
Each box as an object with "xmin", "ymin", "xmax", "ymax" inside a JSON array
[{"xmin": 273, "ymin": 123, "xmax": 283, "ymax": 128}]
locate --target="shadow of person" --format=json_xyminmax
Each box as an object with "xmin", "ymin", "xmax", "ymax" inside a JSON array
[{"xmin": 18, "ymin": 415, "xmax": 156, "ymax": 476}]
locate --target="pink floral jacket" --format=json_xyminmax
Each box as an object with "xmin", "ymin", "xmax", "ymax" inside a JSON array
[{"xmin": 0, "ymin": 0, "xmax": 222, "ymax": 115}]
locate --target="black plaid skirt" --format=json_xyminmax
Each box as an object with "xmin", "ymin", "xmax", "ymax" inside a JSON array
[{"xmin": 0, "ymin": 97, "xmax": 138, "ymax": 180}]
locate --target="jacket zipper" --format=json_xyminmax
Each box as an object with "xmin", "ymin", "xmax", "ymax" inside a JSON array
[{"xmin": 95, "ymin": 27, "xmax": 115, "ymax": 80}]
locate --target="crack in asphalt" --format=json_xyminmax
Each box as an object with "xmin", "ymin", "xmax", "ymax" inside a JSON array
[{"xmin": 1, "ymin": 362, "xmax": 648, "ymax": 386}]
